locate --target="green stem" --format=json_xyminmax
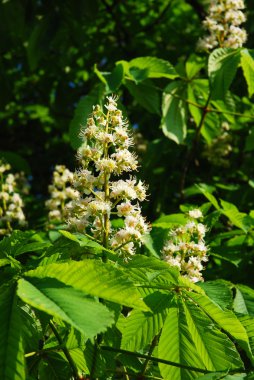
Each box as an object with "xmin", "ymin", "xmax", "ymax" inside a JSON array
[
  {"xmin": 102, "ymin": 110, "xmax": 111, "ymax": 261},
  {"xmin": 49, "ymin": 322, "xmax": 80, "ymax": 380},
  {"xmin": 100, "ymin": 345, "xmax": 244, "ymax": 374},
  {"xmin": 171, "ymin": 92, "xmax": 254, "ymax": 119},
  {"xmin": 179, "ymin": 92, "xmax": 212, "ymax": 201},
  {"xmin": 140, "ymin": 334, "xmax": 160, "ymax": 377}
]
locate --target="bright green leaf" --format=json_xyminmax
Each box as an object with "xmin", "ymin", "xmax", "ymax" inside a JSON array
[
  {"xmin": 241, "ymin": 49, "xmax": 254, "ymax": 97},
  {"xmin": 23, "ymin": 260, "xmax": 149, "ymax": 311},
  {"xmin": 17, "ymin": 278, "xmax": 114, "ymax": 339},
  {"xmin": 161, "ymin": 81, "xmax": 187, "ymax": 144}
]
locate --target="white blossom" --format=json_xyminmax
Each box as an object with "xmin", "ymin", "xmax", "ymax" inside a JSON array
[
  {"xmin": 0, "ymin": 160, "xmax": 28, "ymax": 234},
  {"xmin": 46, "ymin": 165, "xmax": 79, "ymax": 223},
  {"xmin": 198, "ymin": 0, "xmax": 247, "ymax": 51},
  {"xmin": 188, "ymin": 209, "xmax": 203, "ymax": 219},
  {"xmin": 162, "ymin": 210, "xmax": 209, "ymax": 283},
  {"xmin": 66, "ymin": 95, "xmax": 149, "ymax": 259}
]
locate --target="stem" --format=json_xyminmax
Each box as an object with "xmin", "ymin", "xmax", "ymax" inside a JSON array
[
  {"xmin": 102, "ymin": 110, "xmax": 110, "ymax": 260},
  {"xmin": 100, "ymin": 346, "xmax": 244, "ymax": 374},
  {"xmin": 49, "ymin": 322, "xmax": 80, "ymax": 380},
  {"xmin": 171, "ymin": 92, "xmax": 254, "ymax": 119},
  {"xmin": 179, "ymin": 93, "xmax": 212, "ymax": 201},
  {"xmin": 140, "ymin": 334, "xmax": 160, "ymax": 377},
  {"xmin": 114, "ymin": 239, "xmax": 134, "ymax": 251}
]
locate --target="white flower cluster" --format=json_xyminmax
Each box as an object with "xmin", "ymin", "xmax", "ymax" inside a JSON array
[
  {"xmin": 198, "ymin": 0, "xmax": 247, "ymax": 51},
  {"xmin": 66, "ymin": 96, "xmax": 150, "ymax": 258},
  {"xmin": 0, "ymin": 160, "xmax": 28, "ymax": 235},
  {"xmin": 162, "ymin": 209, "xmax": 209, "ymax": 283},
  {"xmin": 46, "ymin": 165, "xmax": 79, "ymax": 223}
]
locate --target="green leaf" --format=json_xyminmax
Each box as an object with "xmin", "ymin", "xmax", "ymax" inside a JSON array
[
  {"xmin": 152, "ymin": 213, "xmax": 187, "ymax": 229},
  {"xmin": 241, "ymin": 49, "xmax": 254, "ymax": 97},
  {"xmin": 59, "ymin": 230, "xmax": 106, "ymax": 251},
  {"xmin": 233, "ymin": 285, "xmax": 254, "ymax": 316},
  {"xmin": 119, "ymin": 56, "xmax": 179, "ymax": 82},
  {"xmin": 197, "ymin": 184, "xmax": 221, "ymax": 210},
  {"xmin": 69, "ymin": 86, "xmax": 103, "ymax": 149},
  {"xmin": 183, "ymin": 300, "xmax": 243, "ymax": 371},
  {"xmin": 158, "ymin": 298, "xmax": 243, "ymax": 380},
  {"xmin": 185, "ymin": 54, "xmax": 205, "ymax": 79},
  {"xmin": 23, "ymin": 260, "xmax": 149, "ymax": 311},
  {"xmin": 238, "ymin": 315, "xmax": 254, "ymax": 361},
  {"xmin": 94, "ymin": 63, "xmax": 124, "ymax": 93},
  {"xmin": 208, "ymin": 48, "xmax": 241, "ymax": 99},
  {"xmin": 15, "ymin": 241, "xmax": 52, "ymax": 256},
  {"xmin": 185, "ymin": 291, "xmax": 251, "ymax": 357},
  {"xmin": 198, "ymin": 280, "xmax": 233, "ymax": 309},
  {"xmin": 0, "ymin": 285, "xmax": 26, "ymax": 380},
  {"xmin": 158, "ymin": 300, "xmax": 206, "ymax": 380},
  {"xmin": 17, "ymin": 278, "xmax": 114, "ymax": 339},
  {"xmin": 121, "ymin": 292, "xmax": 170, "ymax": 352},
  {"xmin": 125, "ymin": 79, "xmax": 160, "ymax": 115},
  {"xmin": 38, "ymin": 351, "xmax": 72, "ymax": 380},
  {"xmin": 220, "ymin": 200, "xmax": 251, "ymax": 232},
  {"xmin": 161, "ymin": 81, "xmax": 187, "ymax": 144}
]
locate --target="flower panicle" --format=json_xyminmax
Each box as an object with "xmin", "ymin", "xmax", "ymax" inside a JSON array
[
  {"xmin": 0, "ymin": 159, "xmax": 28, "ymax": 235},
  {"xmin": 46, "ymin": 165, "xmax": 79, "ymax": 224},
  {"xmin": 66, "ymin": 95, "xmax": 150, "ymax": 259},
  {"xmin": 197, "ymin": 0, "xmax": 247, "ymax": 51},
  {"xmin": 162, "ymin": 209, "xmax": 209, "ymax": 283}
]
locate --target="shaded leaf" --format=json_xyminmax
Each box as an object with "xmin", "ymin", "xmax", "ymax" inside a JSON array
[{"xmin": 0, "ymin": 285, "xmax": 26, "ymax": 380}]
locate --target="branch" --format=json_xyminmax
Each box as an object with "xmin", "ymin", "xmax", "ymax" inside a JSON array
[
  {"xmin": 179, "ymin": 92, "xmax": 212, "ymax": 200},
  {"xmin": 49, "ymin": 322, "xmax": 80, "ymax": 380},
  {"xmin": 101, "ymin": 345, "xmax": 244, "ymax": 374}
]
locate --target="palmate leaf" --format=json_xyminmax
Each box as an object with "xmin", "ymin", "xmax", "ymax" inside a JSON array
[
  {"xmin": 183, "ymin": 301, "xmax": 243, "ymax": 370},
  {"xmin": 233, "ymin": 285, "xmax": 254, "ymax": 316},
  {"xmin": 220, "ymin": 200, "xmax": 251, "ymax": 233},
  {"xmin": 23, "ymin": 260, "xmax": 149, "ymax": 311},
  {"xmin": 161, "ymin": 81, "xmax": 187, "ymax": 144},
  {"xmin": 240, "ymin": 49, "xmax": 254, "ymax": 97},
  {"xmin": 0, "ymin": 285, "xmax": 26, "ymax": 380},
  {"xmin": 185, "ymin": 291, "xmax": 251, "ymax": 358},
  {"xmin": 158, "ymin": 301, "xmax": 204, "ymax": 380},
  {"xmin": 38, "ymin": 352, "xmax": 72, "ymax": 380},
  {"xmin": 125, "ymin": 79, "xmax": 161, "ymax": 115},
  {"xmin": 118, "ymin": 56, "xmax": 179, "ymax": 83},
  {"xmin": 208, "ymin": 48, "xmax": 241, "ymax": 99},
  {"xmin": 239, "ymin": 315, "xmax": 254, "ymax": 359},
  {"xmin": 198, "ymin": 280, "xmax": 233, "ymax": 309},
  {"xmin": 121, "ymin": 292, "xmax": 171, "ymax": 352},
  {"xmin": 17, "ymin": 278, "xmax": 114, "ymax": 339},
  {"xmin": 158, "ymin": 298, "xmax": 243, "ymax": 380}
]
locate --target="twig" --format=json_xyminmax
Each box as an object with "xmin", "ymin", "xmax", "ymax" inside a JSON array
[
  {"xmin": 49, "ymin": 322, "xmax": 80, "ymax": 380},
  {"xmin": 170, "ymin": 92, "xmax": 254, "ymax": 119},
  {"xmin": 179, "ymin": 92, "xmax": 212, "ymax": 201},
  {"xmin": 100, "ymin": 345, "xmax": 244, "ymax": 374},
  {"xmin": 140, "ymin": 333, "xmax": 160, "ymax": 377}
]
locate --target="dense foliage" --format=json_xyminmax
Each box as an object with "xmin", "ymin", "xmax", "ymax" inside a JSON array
[{"xmin": 1, "ymin": 0, "xmax": 254, "ymax": 379}]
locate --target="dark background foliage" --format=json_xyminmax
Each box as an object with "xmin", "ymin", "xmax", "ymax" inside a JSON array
[{"xmin": 1, "ymin": 0, "xmax": 254, "ymax": 285}]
